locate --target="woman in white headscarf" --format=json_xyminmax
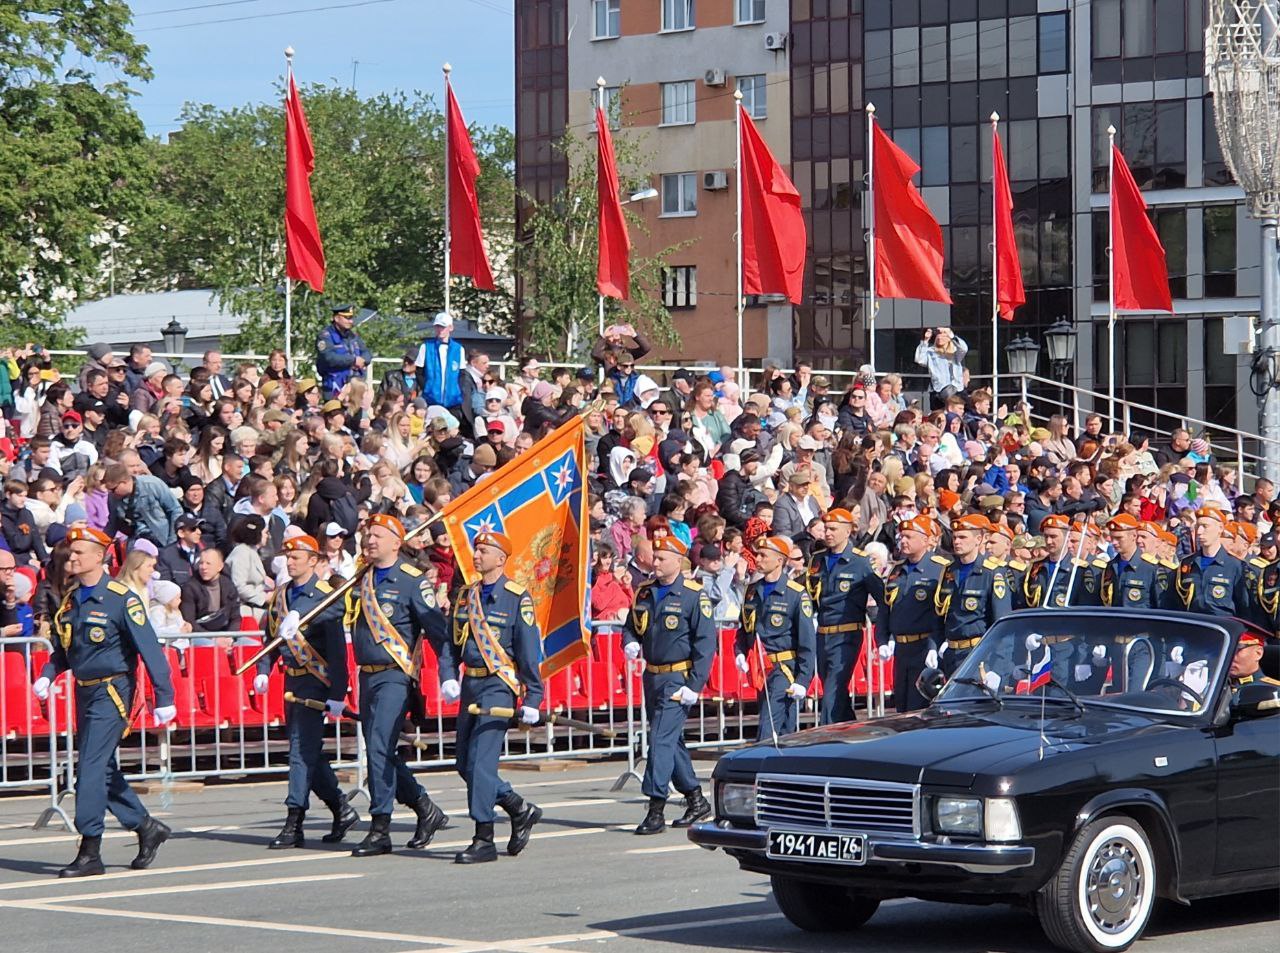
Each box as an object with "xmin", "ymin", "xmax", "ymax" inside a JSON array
[{"xmin": 607, "ymin": 445, "xmax": 636, "ymax": 492}]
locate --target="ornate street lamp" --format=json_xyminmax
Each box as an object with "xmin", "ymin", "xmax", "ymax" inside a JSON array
[
  {"xmin": 161, "ymin": 317, "xmax": 188, "ymax": 370},
  {"xmin": 1005, "ymin": 333, "xmax": 1040, "ymax": 377},
  {"xmin": 1043, "ymin": 318, "xmax": 1077, "ymax": 380}
]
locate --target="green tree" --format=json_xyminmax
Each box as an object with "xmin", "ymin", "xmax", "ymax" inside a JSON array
[
  {"xmin": 119, "ymin": 85, "xmax": 515, "ymax": 363},
  {"xmin": 0, "ymin": 0, "xmax": 152, "ymax": 345},
  {"xmin": 518, "ymin": 123, "xmax": 684, "ymax": 359}
]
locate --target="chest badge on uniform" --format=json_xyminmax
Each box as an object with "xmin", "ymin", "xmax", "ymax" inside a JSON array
[
  {"xmin": 838, "ymin": 579, "xmax": 852, "ymax": 593},
  {"xmin": 915, "ymin": 587, "xmax": 929, "ymax": 601},
  {"xmin": 768, "ymin": 613, "xmax": 785, "ymax": 628},
  {"xmin": 963, "ymin": 596, "xmax": 979, "ymax": 611},
  {"xmin": 1128, "ymin": 587, "xmax": 1142, "ymax": 602},
  {"xmin": 1211, "ymin": 584, "xmax": 1227, "ymax": 600},
  {"xmin": 88, "ymin": 626, "xmax": 106, "ymax": 644},
  {"xmin": 664, "ymin": 614, "xmax": 680, "ymax": 630},
  {"xmin": 381, "ymin": 602, "xmax": 396, "ymax": 616},
  {"xmin": 1054, "ymin": 593, "xmax": 1067, "ymax": 606}
]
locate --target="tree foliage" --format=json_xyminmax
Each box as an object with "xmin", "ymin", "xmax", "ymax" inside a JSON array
[
  {"xmin": 119, "ymin": 85, "xmax": 515, "ymax": 361},
  {"xmin": 0, "ymin": 0, "xmax": 153, "ymax": 344}
]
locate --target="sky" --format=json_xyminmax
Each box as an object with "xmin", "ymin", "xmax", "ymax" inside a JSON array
[{"xmin": 123, "ymin": 0, "xmax": 515, "ymax": 137}]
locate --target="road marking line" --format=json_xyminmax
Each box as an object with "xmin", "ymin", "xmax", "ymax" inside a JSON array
[
  {"xmin": 0, "ymin": 824, "xmax": 225, "ymax": 848},
  {"xmin": 16, "ymin": 872, "xmax": 363, "ymax": 904},
  {"xmin": 624, "ymin": 843, "xmax": 702, "ymax": 854}
]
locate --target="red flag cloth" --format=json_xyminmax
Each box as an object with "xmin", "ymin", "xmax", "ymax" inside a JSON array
[
  {"xmin": 446, "ymin": 83, "xmax": 496, "ymax": 291},
  {"xmin": 992, "ymin": 127, "xmax": 1025, "ymax": 321},
  {"xmin": 739, "ymin": 107, "xmax": 806, "ymax": 304},
  {"xmin": 596, "ymin": 106, "xmax": 630, "ymax": 299},
  {"xmin": 872, "ymin": 122, "xmax": 951, "ymax": 304},
  {"xmin": 1110, "ymin": 144, "xmax": 1172, "ymax": 312},
  {"xmin": 284, "ymin": 74, "xmax": 325, "ymax": 293}
]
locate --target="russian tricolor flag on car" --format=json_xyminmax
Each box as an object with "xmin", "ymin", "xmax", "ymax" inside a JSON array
[{"xmin": 1016, "ymin": 648, "xmax": 1053, "ymax": 695}]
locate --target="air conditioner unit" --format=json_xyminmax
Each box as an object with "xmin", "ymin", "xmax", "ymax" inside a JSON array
[
  {"xmin": 704, "ymin": 68, "xmax": 727, "ymax": 87},
  {"xmin": 703, "ymin": 170, "xmax": 729, "ymax": 191},
  {"xmin": 764, "ymin": 31, "xmax": 789, "ymax": 51}
]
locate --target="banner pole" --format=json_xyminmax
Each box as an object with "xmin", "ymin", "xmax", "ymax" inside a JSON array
[
  {"xmin": 1107, "ymin": 124, "xmax": 1117, "ymax": 430},
  {"xmin": 597, "ymin": 77, "xmax": 607, "ymax": 346},
  {"xmin": 443, "ymin": 63, "xmax": 453, "ymax": 316},
  {"xmin": 284, "ymin": 47, "xmax": 295, "ymax": 375},
  {"xmin": 866, "ymin": 103, "xmax": 877, "ymax": 372},
  {"xmin": 734, "ymin": 91, "xmax": 745, "ymax": 385},
  {"xmin": 990, "ymin": 112, "xmax": 1000, "ymax": 421}
]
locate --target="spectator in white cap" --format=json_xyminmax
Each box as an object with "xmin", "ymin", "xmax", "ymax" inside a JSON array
[
  {"xmin": 515, "ymin": 356, "xmax": 541, "ymax": 394},
  {"xmin": 321, "ymin": 522, "xmax": 356, "ymax": 581},
  {"xmin": 476, "ymin": 385, "xmax": 516, "ymax": 444},
  {"xmin": 414, "ymin": 311, "xmax": 464, "ymax": 412},
  {"xmin": 130, "ymin": 361, "xmax": 170, "ymax": 416}
]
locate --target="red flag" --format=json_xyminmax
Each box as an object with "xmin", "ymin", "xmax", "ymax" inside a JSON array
[
  {"xmin": 739, "ymin": 107, "xmax": 806, "ymax": 304},
  {"xmin": 1110, "ymin": 145, "xmax": 1172, "ymax": 312},
  {"xmin": 992, "ymin": 127, "xmax": 1025, "ymax": 321},
  {"xmin": 596, "ymin": 107, "xmax": 630, "ymax": 299},
  {"xmin": 871, "ymin": 122, "xmax": 951, "ymax": 304},
  {"xmin": 284, "ymin": 74, "xmax": 325, "ymax": 293},
  {"xmin": 446, "ymin": 83, "xmax": 496, "ymax": 291}
]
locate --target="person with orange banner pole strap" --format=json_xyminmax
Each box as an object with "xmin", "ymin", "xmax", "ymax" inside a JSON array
[
  {"xmin": 437, "ymin": 530, "xmax": 544, "ymax": 864},
  {"xmin": 735, "ymin": 536, "xmax": 816, "ymax": 740}
]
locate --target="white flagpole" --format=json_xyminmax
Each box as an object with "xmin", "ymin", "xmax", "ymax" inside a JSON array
[
  {"xmin": 284, "ymin": 47, "xmax": 295, "ymax": 375},
  {"xmin": 735, "ymin": 90, "xmax": 744, "ymax": 385},
  {"xmin": 443, "ymin": 62, "xmax": 453, "ymax": 316},
  {"xmin": 1107, "ymin": 124, "xmax": 1117, "ymax": 429},
  {"xmin": 990, "ymin": 111, "xmax": 1000, "ymax": 422},
  {"xmin": 866, "ymin": 102, "xmax": 877, "ymax": 372},
  {"xmin": 597, "ymin": 77, "xmax": 607, "ymax": 346}
]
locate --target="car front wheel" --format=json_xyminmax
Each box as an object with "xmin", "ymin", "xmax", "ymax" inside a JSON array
[
  {"xmin": 770, "ymin": 874, "xmax": 880, "ymax": 932},
  {"xmin": 1035, "ymin": 816, "xmax": 1158, "ymax": 953}
]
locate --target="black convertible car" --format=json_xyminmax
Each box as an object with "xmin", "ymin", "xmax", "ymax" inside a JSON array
[{"xmin": 689, "ymin": 610, "xmax": 1280, "ymax": 953}]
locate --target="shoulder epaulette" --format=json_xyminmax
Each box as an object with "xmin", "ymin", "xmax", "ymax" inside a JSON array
[
  {"xmin": 983, "ymin": 556, "xmax": 1003, "ymax": 571},
  {"xmin": 851, "ymin": 547, "xmax": 867, "ymax": 557},
  {"xmin": 400, "ymin": 563, "xmax": 423, "ymax": 577},
  {"xmin": 315, "ymin": 579, "xmax": 333, "ymax": 593},
  {"xmin": 1250, "ymin": 556, "xmax": 1268, "ymax": 569},
  {"xmin": 1008, "ymin": 559, "xmax": 1027, "ymax": 572},
  {"xmin": 504, "ymin": 579, "xmax": 526, "ymax": 595},
  {"xmin": 1092, "ymin": 557, "xmax": 1109, "ymax": 569},
  {"xmin": 1140, "ymin": 552, "xmax": 1158, "ymax": 565},
  {"xmin": 1160, "ymin": 557, "xmax": 1179, "ymax": 570},
  {"xmin": 1071, "ymin": 557, "xmax": 1089, "ymax": 568},
  {"xmin": 106, "ymin": 579, "xmax": 130, "ymax": 595},
  {"xmin": 930, "ymin": 554, "xmax": 951, "ymax": 566},
  {"xmin": 683, "ymin": 579, "xmax": 703, "ymax": 592},
  {"xmin": 786, "ymin": 579, "xmax": 805, "ymax": 593}
]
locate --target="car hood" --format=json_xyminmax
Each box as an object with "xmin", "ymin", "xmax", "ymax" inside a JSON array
[{"xmin": 718, "ymin": 703, "xmax": 1180, "ymax": 788}]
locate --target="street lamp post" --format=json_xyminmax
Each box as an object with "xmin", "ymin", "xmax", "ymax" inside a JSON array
[
  {"xmin": 160, "ymin": 317, "xmax": 188, "ymax": 371},
  {"xmin": 1043, "ymin": 318, "xmax": 1077, "ymax": 415}
]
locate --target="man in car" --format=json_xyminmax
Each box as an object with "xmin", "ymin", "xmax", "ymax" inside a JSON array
[{"xmin": 1228, "ymin": 629, "xmax": 1280, "ymax": 690}]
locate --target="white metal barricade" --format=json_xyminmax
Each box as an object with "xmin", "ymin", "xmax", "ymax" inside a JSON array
[{"xmin": 0, "ymin": 636, "xmax": 73, "ymax": 829}]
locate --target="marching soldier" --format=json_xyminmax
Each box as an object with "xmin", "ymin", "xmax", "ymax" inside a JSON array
[
  {"xmin": 254, "ymin": 535, "xmax": 359, "ymax": 849},
  {"xmin": 623, "ymin": 532, "xmax": 716, "ymax": 835},
  {"xmin": 1166, "ymin": 507, "xmax": 1252, "ymax": 618},
  {"xmin": 936, "ymin": 515, "xmax": 1011, "ymax": 676},
  {"xmin": 346, "ymin": 515, "xmax": 449, "ymax": 856},
  {"xmin": 315, "ymin": 303, "xmax": 372, "ymax": 398},
  {"xmin": 806, "ymin": 508, "xmax": 884, "ymax": 724},
  {"xmin": 735, "ymin": 536, "xmax": 817, "ymax": 739},
  {"xmin": 31, "ymin": 527, "xmax": 176, "ymax": 878},
  {"xmin": 878, "ymin": 516, "xmax": 947, "ymax": 712},
  {"xmin": 437, "ymin": 531, "xmax": 544, "ymax": 864}
]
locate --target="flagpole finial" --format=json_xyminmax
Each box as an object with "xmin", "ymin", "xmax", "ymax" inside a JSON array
[
  {"xmin": 733, "ymin": 88, "xmax": 743, "ymax": 101},
  {"xmin": 865, "ymin": 102, "xmax": 876, "ymax": 114},
  {"xmin": 284, "ymin": 46, "xmax": 294, "ymax": 60},
  {"xmin": 990, "ymin": 110, "xmax": 1000, "ymax": 122},
  {"xmin": 1107, "ymin": 124, "xmax": 1116, "ymax": 136},
  {"xmin": 596, "ymin": 76, "xmax": 606, "ymax": 89},
  {"xmin": 442, "ymin": 62, "xmax": 452, "ymax": 76}
]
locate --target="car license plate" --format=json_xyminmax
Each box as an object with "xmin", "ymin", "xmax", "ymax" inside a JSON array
[{"xmin": 766, "ymin": 830, "xmax": 866, "ymax": 865}]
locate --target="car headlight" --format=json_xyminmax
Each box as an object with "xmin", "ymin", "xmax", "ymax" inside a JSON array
[
  {"xmin": 984, "ymin": 798, "xmax": 1021, "ymax": 842},
  {"xmin": 934, "ymin": 796, "xmax": 982, "ymax": 836},
  {"xmin": 717, "ymin": 782, "xmax": 756, "ymax": 820}
]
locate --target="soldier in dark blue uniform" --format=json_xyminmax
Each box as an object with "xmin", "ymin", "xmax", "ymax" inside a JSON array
[
  {"xmin": 878, "ymin": 516, "xmax": 947, "ymax": 712},
  {"xmin": 624, "ymin": 532, "xmax": 716, "ymax": 835},
  {"xmin": 1138, "ymin": 520, "xmax": 1181, "ymax": 606},
  {"xmin": 32, "ymin": 527, "xmax": 176, "ymax": 878},
  {"xmin": 1069, "ymin": 520, "xmax": 1110, "ymax": 607},
  {"xmin": 1226, "ymin": 521, "xmax": 1272, "ymax": 630},
  {"xmin": 314, "ymin": 303, "xmax": 372, "ymax": 398},
  {"xmin": 346, "ymin": 514, "xmax": 449, "ymax": 856},
  {"xmin": 735, "ymin": 535, "xmax": 816, "ymax": 739},
  {"xmin": 937, "ymin": 515, "xmax": 1011, "ymax": 677},
  {"xmin": 438, "ymin": 531, "xmax": 545, "ymax": 864},
  {"xmin": 1166, "ymin": 507, "xmax": 1253, "ymax": 618},
  {"xmin": 1087, "ymin": 514, "xmax": 1165, "ymax": 691},
  {"xmin": 1017, "ymin": 514, "xmax": 1098, "ymax": 682},
  {"xmin": 806, "ymin": 507, "xmax": 884, "ymax": 724},
  {"xmin": 254, "ymin": 534, "xmax": 358, "ymax": 849}
]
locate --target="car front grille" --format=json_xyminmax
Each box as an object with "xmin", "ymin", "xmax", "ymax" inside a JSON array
[{"xmin": 755, "ymin": 774, "xmax": 917, "ymax": 836}]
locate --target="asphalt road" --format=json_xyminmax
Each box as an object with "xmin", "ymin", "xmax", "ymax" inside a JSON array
[{"xmin": 0, "ymin": 763, "xmax": 1275, "ymax": 953}]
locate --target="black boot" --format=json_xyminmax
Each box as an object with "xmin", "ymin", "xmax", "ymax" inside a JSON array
[
  {"xmin": 58, "ymin": 835, "xmax": 105, "ymax": 878},
  {"xmin": 321, "ymin": 796, "xmax": 359, "ymax": 844},
  {"xmin": 634, "ymin": 797, "xmax": 666, "ymax": 835},
  {"xmin": 269, "ymin": 808, "xmax": 305, "ymax": 850},
  {"xmin": 454, "ymin": 821, "xmax": 498, "ymax": 864},
  {"xmin": 671, "ymin": 788, "xmax": 711, "ymax": 828},
  {"xmin": 351, "ymin": 813, "xmax": 392, "ymax": 857},
  {"xmin": 130, "ymin": 816, "xmax": 171, "ymax": 870},
  {"xmin": 498, "ymin": 792, "xmax": 543, "ymax": 857},
  {"xmin": 405, "ymin": 794, "xmax": 448, "ymax": 849}
]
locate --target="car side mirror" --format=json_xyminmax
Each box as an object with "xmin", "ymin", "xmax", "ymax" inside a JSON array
[
  {"xmin": 1231, "ymin": 681, "xmax": 1280, "ymax": 720},
  {"xmin": 916, "ymin": 667, "xmax": 946, "ymax": 702}
]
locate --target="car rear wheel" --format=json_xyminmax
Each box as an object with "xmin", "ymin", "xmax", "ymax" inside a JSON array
[
  {"xmin": 770, "ymin": 874, "xmax": 880, "ymax": 932},
  {"xmin": 1035, "ymin": 816, "xmax": 1157, "ymax": 953}
]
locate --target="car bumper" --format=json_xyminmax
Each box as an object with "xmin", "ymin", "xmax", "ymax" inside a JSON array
[{"xmin": 687, "ymin": 822, "xmax": 1036, "ymax": 874}]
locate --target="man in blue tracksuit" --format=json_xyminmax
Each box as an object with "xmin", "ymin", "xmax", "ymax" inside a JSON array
[
  {"xmin": 415, "ymin": 311, "xmax": 465, "ymax": 413},
  {"xmin": 315, "ymin": 303, "xmax": 371, "ymax": 398}
]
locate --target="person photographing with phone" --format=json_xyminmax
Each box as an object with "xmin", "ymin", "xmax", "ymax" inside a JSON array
[{"xmin": 914, "ymin": 327, "xmax": 968, "ymax": 411}]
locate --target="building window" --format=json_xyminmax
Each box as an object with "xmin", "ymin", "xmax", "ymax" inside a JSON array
[
  {"xmin": 1203, "ymin": 205, "xmax": 1237, "ymax": 297},
  {"xmin": 662, "ymin": 266, "xmax": 698, "ymax": 308},
  {"xmin": 737, "ymin": 74, "xmax": 766, "ymax": 118},
  {"xmin": 737, "ymin": 0, "xmax": 765, "ymax": 24},
  {"xmin": 1039, "ymin": 13, "xmax": 1068, "ymax": 73},
  {"xmin": 660, "ymin": 172, "xmax": 697, "ymax": 216},
  {"xmin": 660, "ymin": 81, "xmax": 696, "ymax": 125},
  {"xmin": 592, "ymin": 0, "xmax": 620, "ymax": 40},
  {"xmin": 662, "ymin": 0, "xmax": 695, "ymax": 32}
]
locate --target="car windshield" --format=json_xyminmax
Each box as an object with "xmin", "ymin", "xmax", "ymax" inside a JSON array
[{"xmin": 936, "ymin": 611, "xmax": 1231, "ymax": 718}]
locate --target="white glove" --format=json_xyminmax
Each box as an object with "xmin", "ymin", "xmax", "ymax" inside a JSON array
[
  {"xmin": 440, "ymin": 679, "xmax": 461, "ymax": 702},
  {"xmin": 673, "ymin": 685, "xmax": 699, "ymax": 706},
  {"xmin": 1025, "ymin": 633, "xmax": 1043, "ymax": 652},
  {"xmin": 32, "ymin": 676, "xmax": 50, "ymax": 701},
  {"xmin": 154, "ymin": 705, "xmax": 177, "ymax": 726},
  {"xmin": 519, "ymin": 705, "xmax": 540, "ymax": 725},
  {"xmin": 1092, "ymin": 644, "xmax": 1109, "ymax": 666},
  {"xmin": 624, "ymin": 641, "xmax": 642, "ymax": 661},
  {"xmin": 938, "ymin": 641, "xmax": 949, "ymax": 657},
  {"xmin": 925, "ymin": 649, "xmax": 939, "ymax": 670},
  {"xmin": 1169, "ymin": 646, "xmax": 1184, "ymax": 665},
  {"xmin": 878, "ymin": 642, "xmax": 894, "ymax": 661},
  {"xmin": 983, "ymin": 670, "xmax": 1002, "ymax": 693},
  {"xmin": 1073, "ymin": 664, "xmax": 1092, "ymax": 682},
  {"xmin": 1181, "ymin": 659, "xmax": 1209, "ymax": 697},
  {"xmin": 252, "ymin": 674, "xmax": 269, "ymax": 694},
  {"xmin": 785, "ymin": 682, "xmax": 807, "ymax": 700},
  {"xmin": 325, "ymin": 699, "xmax": 346, "ymax": 719},
  {"xmin": 277, "ymin": 610, "xmax": 301, "ymax": 644},
  {"xmin": 735, "ymin": 653, "xmax": 750, "ymax": 674}
]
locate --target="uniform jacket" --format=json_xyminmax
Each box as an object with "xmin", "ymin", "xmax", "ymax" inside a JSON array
[
  {"xmin": 737, "ymin": 576, "xmax": 817, "ymax": 685},
  {"xmin": 1101, "ymin": 552, "xmax": 1163, "ymax": 609},
  {"xmin": 346, "ymin": 559, "xmax": 446, "ymax": 668},
  {"xmin": 939, "ymin": 556, "xmax": 1012, "ymax": 641},
  {"xmin": 881, "ymin": 555, "xmax": 948, "ymax": 642},
  {"xmin": 805, "ymin": 544, "xmax": 885, "ymax": 628},
  {"xmin": 623, "ymin": 576, "xmax": 717, "ymax": 692},
  {"xmin": 1166, "ymin": 548, "xmax": 1253, "ymax": 619},
  {"xmin": 256, "ymin": 573, "xmax": 348, "ymax": 703},
  {"xmin": 315, "ymin": 322, "xmax": 372, "ymax": 397},
  {"xmin": 440, "ymin": 575, "xmax": 544, "ymax": 708}
]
